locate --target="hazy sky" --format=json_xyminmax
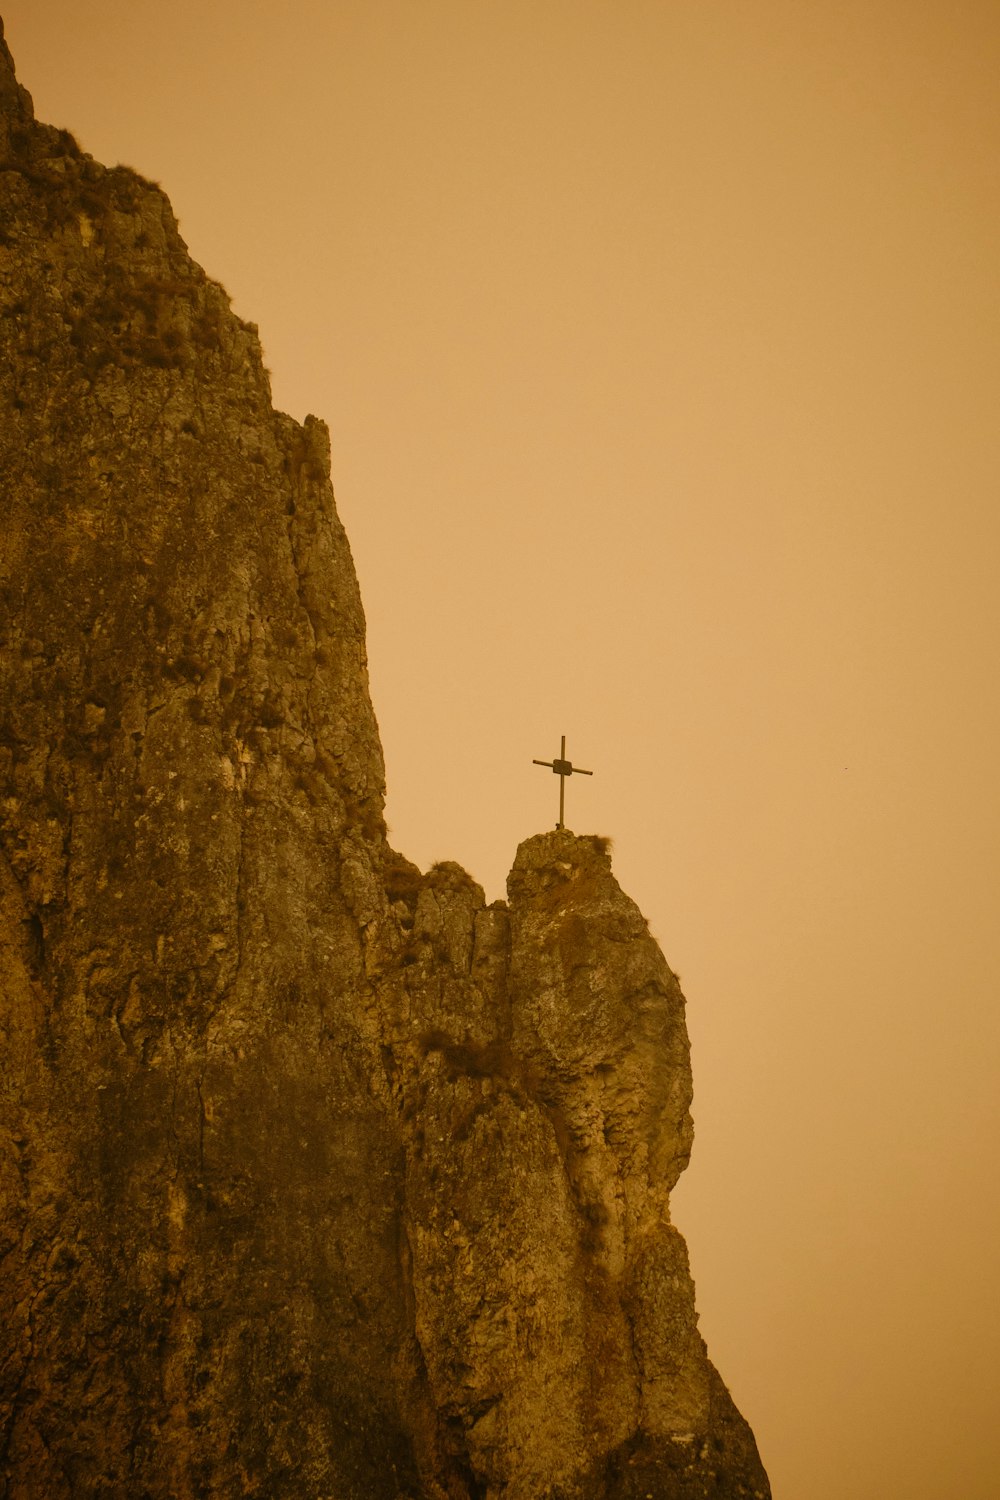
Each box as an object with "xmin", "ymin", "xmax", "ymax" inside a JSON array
[{"xmin": 6, "ymin": 4, "xmax": 999, "ymax": 1495}]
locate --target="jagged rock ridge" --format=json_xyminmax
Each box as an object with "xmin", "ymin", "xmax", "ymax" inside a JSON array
[{"xmin": 0, "ymin": 23, "xmax": 770, "ymax": 1498}]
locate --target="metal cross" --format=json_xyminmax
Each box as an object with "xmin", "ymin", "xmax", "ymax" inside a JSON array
[{"xmin": 532, "ymin": 735, "xmax": 593, "ymax": 830}]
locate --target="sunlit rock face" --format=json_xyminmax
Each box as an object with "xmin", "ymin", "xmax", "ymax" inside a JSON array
[{"xmin": 0, "ymin": 23, "xmax": 769, "ymax": 1498}]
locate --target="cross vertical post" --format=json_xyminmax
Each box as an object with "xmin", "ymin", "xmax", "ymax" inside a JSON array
[{"xmin": 532, "ymin": 735, "xmax": 593, "ymax": 830}]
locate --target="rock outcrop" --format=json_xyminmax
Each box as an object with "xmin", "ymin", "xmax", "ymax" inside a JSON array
[{"xmin": 0, "ymin": 22, "xmax": 770, "ymax": 1498}]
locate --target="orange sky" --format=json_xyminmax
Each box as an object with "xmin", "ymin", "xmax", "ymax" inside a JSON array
[{"xmin": 6, "ymin": 3, "xmax": 1000, "ymax": 1494}]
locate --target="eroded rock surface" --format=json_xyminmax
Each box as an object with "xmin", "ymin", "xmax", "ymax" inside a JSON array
[{"xmin": 0, "ymin": 23, "xmax": 769, "ymax": 1497}]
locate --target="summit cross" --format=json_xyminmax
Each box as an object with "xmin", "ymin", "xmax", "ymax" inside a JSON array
[{"xmin": 532, "ymin": 735, "xmax": 593, "ymax": 831}]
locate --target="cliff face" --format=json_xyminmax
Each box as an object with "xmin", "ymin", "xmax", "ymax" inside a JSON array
[{"xmin": 0, "ymin": 25, "xmax": 769, "ymax": 1499}]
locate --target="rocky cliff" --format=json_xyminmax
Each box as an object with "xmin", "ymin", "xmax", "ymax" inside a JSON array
[{"xmin": 0, "ymin": 23, "xmax": 770, "ymax": 1498}]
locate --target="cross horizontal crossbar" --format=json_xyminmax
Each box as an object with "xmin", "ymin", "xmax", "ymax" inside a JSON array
[{"xmin": 532, "ymin": 757, "xmax": 593, "ymax": 777}]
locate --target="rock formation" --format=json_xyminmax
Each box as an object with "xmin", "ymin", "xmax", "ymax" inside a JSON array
[{"xmin": 0, "ymin": 22, "xmax": 770, "ymax": 1497}]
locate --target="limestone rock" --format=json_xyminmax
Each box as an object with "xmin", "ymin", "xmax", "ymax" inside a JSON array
[{"xmin": 0, "ymin": 23, "xmax": 769, "ymax": 1498}]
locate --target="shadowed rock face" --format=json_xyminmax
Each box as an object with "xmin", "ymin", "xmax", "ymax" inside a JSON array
[{"xmin": 0, "ymin": 23, "xmax": 770, "ymax": 1499}]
